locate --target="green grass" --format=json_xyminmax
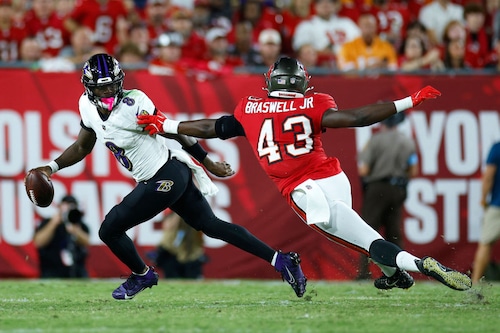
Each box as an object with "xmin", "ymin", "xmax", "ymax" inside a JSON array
[{"xmin": 0, "ymin": 279, "xmax": 498, "ymax": 333}]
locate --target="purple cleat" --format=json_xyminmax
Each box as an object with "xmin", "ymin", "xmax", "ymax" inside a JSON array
[
  {"xmin": 112, "ymin": 266, "xmax": 159, "ymax": 300},
  {"xmin": 275, "ymin": 251, "xmax": 307, "ymax": 297}
]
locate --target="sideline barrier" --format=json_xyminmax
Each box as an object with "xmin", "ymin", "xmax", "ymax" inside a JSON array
[{"xmin": 1, "ymin": 70, "xmax": 499, "ymax": 279}]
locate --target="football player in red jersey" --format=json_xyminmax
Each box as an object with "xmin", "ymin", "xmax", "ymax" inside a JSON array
[{"xmin": 138, "ymin": 56, "xmax": 473, "ymax": 291}]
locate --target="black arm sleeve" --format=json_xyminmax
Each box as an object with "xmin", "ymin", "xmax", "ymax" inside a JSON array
[
  {"xmin": 182, "ymin": 142, "xmax": 208, "ymax": 163},
  {"xmin": 214, "ymin": 115, "xmax": 246, "ymax": 140}
]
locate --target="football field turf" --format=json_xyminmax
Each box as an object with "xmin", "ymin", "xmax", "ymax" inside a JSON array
[{"xmin": 0, "ymin": 279, "xmax": 498, "ymax": 333}]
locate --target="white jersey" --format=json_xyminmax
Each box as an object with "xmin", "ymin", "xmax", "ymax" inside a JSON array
[
  {"xmin": 418, "ymin": 1, "xmax": 464, "ymax": 44},
  {"xmin": 292, "ymin": 15, "xmax": 360, "ymax": 55},
  {"xmin": 79, "ymin": 89, "xmax": 169, "ymax": 182}
]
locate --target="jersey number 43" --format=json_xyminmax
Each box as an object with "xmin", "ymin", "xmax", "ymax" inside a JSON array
[{"xmin": 257, "ymin": 115, "xmax": 314, "ymax": 164}]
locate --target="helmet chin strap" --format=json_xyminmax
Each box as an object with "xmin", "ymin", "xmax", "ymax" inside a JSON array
[{"xmin": 100, "ymin": 97, "xmax": 115, "ymax": 111}]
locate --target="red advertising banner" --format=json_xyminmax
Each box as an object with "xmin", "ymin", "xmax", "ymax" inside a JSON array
[{"xmin": 1, "ymin": 70, "xmax": 499, "ymax": 280}]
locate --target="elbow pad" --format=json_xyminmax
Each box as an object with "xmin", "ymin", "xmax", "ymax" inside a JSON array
[{"xmin": 214, "ymin": 115, "xmax": 245, "ymax": 140}]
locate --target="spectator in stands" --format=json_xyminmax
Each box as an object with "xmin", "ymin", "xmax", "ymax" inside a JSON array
[
  {"xmin": 0, "ymin": 0, "xmax": 27, "ymax": 61},
  {"xmin": 337, "ymin": 12, "xmax": 398, "ymax": 72},
  {"xmin": 292, "ymin": 0, "xmax": 360, "ymax": 68},
  {"xmin": 143, "ymin": 0, "xmax": 172, "ymax": 42},
  {"xmin": 168, "ymin": 6, "xmax": 206, "ymax": 60},
  {"xmin": 126, "ymin": 22, "xmax": 152, "ymax": 61},
  {"xmin": 487, "ymin": 0, "xmax": 500, "ymax": 46},
  {"xmin": 227, "ymin": 20, "xmax": 260, "ymax": 66},
  {"xmin": 405, "ymin": 20, "xmax": 433, "ymax": 51},
  {"xmin": 232, "ymin": 0, "xmax": 281, "ymax": 45},
  {"xmin": 33, "ymin": 195, "xmax": 90, "ymax": 278},
  {"xmin": 280, "ymin": 0, "xmax": 314, "ymax": 55},
  {"xmin": 418, "ymin": 0, "xmax": 464, "ymax": 46},
  {"xmin": 59, "ymin": 25, "xmax": 106, "ymax": 65},
  {"xmin": 64, "ymin": 0, "xmax": 130, "ymax": 56},
  {"xmin": 399, "ymin": 35, "xmax": 444, "ymax": 72},
  {"xmin": 443, "ymin": 37, "xmax": 469, "ymax": 70},
  {"xmin": 19, "ymin": 36, "xmax": 42, "ymax": 63},
  {"xmin": 363, "ymin": 0, "xmax": 411, "ymax": 50},
  {"xmin": 116, "ymin": 41, "xmax": 147, "ymax": 67},
  {"xmin": 55, "ymin": 0, "xmax": 75, "ymax": 17},
  {"xmin": 479, "ymin": 0, "xmax": 500, "ymax": 39},
  {"xmin": 205, "ymin": 0, "xmax": 233, "ymax": 22},
  {"xmin": 194, "ymin": 26, "xmax": 243, "ymax": 78},
  {"xmin": 442, "ymin": 19, "xmax": 466, "ymax": 45},
  {"xmin": 148, "ymin": 31, "xmax": 190, "ymax": 75},
  {"xmin": 153, "ymin": 211, "xmax": 207, "ymax": 279},
  {"xmin": 253, "ymin": 28, "xmax": 283, "ymax": 67},
  {"xmin": 192, "ymin": 0, "xmax": 211, "ymax": 36},
  {"xmin": 440, "ymin": 19, "xmax": 472, "ymax": 71},
  {"xmin": 463, "ymin": 2, "xmax": 491, "ymax": 68},
  {"xmin": 296, "ymin": 43, "xmax": 319, "ymax": 69},
  {"xmin": 11, "ymin": 0, "xmax": 28, "ymax": 24},
  {"xmin": 24, "ymin": 0, "xmax": 70, "ymax": 58}
]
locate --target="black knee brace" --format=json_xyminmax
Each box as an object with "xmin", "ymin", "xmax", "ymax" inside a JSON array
[{"xmin": 369, "ymin": 239, "xmax": 403, "ymax": 267}]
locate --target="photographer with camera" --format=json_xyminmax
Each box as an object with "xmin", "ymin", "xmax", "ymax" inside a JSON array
[{"xmin": 33, "ymin": 195, "xmax": 90, "ymax": 278}]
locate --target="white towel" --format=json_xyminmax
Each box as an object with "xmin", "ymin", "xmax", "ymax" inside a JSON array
[
  {"xmin": 295, "ymin": 179, "xmax": 331, "ymax": 224},
  {"xmin": 170, "ymin": 149, "xmax": 219, "ymax": 197}
]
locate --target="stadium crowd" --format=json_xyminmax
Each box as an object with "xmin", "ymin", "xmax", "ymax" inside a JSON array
[{"xmin": 0, "ymin": 0, "xmax": 499, "ymax": 75}]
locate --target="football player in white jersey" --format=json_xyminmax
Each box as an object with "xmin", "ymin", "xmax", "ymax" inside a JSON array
[{"xmin": 28, "ymin": 53, "xmax": 307, "ymax": 300}]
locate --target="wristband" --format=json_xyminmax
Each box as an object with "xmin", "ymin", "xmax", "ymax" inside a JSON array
[
  {"xmin": 183, "ymin": 142, "xmax": 208, "ymax": 163},
  {"xmin": 162, "ymin": 119, "xmax": 180, "ymax": 134},
  {"xmin": 393, "ymin": 96, "xmax": 413, "ymax": 113},
  {"xmin": 47, "ymin": 160, "xmax": 59, "ymax": 173}
]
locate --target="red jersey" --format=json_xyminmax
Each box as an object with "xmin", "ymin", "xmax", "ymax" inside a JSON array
[
  {"xmin": 364, "ymin": 2, "xmax": 411, "ymax": 45},
  {"xmin": 280, "ymin": 9, "xmax": 312, "ymax": 55},
  {"xmin": 24, "ymin": 10, "xmax": 69, "ymax": 57},
  {"xmin": 68, "ymin": 0, "xmax": 128, "ymax": 54},
  {"xmin": 0, "ymin": 21, "xmax": 27, "ymax": 61},
  {"xmin": 464, "ymin": 28, "xmax": 491, "ymax": 68},
  {"xmin": 233, "ymin": 93, "xmax": 342, "ymax": 202},
  {"xmin": 405, "ymin": 0, "xmax": 432, "ymax": 21},
  {"xmin": 338, "ymin": 1, "xmax": 362, "ymax": 23},
  {"xmin": 232, "ymin": 5, "xmax": 281, "ymax": 45},
  {"xmin": 180, "ymin": 32, "xmax": 206, "ymax": 60},
  {"xmin": 147, "ymin": 22, "xmax": 169, "ymax": 42}
]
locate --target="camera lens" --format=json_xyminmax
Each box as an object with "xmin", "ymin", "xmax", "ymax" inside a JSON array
[{"xmin": 67, "ymin": 209, "xmax": 83, "ymax": 223}]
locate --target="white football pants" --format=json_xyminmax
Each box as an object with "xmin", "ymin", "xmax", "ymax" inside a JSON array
[{"xmin": 291, "ymin": 172, "xmax": 384, "ymax": 255}]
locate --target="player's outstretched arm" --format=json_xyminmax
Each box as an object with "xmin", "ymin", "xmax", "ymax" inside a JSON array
[
  {"xmin": 322, "ymin": 85, "xmax": 441, "ymax": 128},
  {"xmin": 32, "ymin": 128, "xmax": 97, "ymax": 178},
  {"xmin": 177, "ymin": 119, "xmax": 219, "ymax": 138},
  {"xmin": 137, "ymin": 112, "xmax": 219, "ymax": 138}
]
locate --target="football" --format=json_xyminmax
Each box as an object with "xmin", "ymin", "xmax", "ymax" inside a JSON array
[{"xmin": 24, "ymin": 169, "xmax": 54, "ymax": 207}]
